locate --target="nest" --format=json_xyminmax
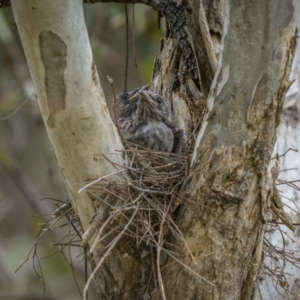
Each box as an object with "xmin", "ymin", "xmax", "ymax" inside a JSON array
[
  {"xmin": 77, "ymin": 141, "xmax": 202, "ymax": 298},
  {"xmin": 88, "ymin": 144, "xmax": 189, "ymax": 238},
  {"xmin": 16, "ymin": 143, "xmax": 300, "ymax": 299}
]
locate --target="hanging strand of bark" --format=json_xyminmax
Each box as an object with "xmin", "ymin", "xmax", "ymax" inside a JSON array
[{"xmin": 124, "ymin": 3, "xmax": 129, "ymax": 91}]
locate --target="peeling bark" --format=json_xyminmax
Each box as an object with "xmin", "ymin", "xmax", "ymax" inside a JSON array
[{"xmin": 161, "ymin": 1, "xmax": 295, "ymax": 299}]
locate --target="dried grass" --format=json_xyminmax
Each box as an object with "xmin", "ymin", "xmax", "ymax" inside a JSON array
[{"xmin": 80, "ymin": 141, "xmax": 208, "ymax": 299}]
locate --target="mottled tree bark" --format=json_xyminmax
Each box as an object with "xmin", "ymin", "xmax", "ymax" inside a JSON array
[
  {"xmin": 160, "ymin": 1, "xmax": 295, "ymax": 299},
  {"xmin": 8, "ymin": 0, "xmax": 296, "ymax": 299}
]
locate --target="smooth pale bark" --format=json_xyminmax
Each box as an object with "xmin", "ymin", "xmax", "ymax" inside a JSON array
[{"xmin": 11, "ymin": 0, "xmax": 123, "ymax": 236}]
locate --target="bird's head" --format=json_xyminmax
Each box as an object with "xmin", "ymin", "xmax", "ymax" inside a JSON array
[
  {"xmin": 137, "ymin": 91, "xmax": 169, "ymax": 122},
  {"xmin": 116, "ymin": 85, "xmax": 149, "ymax": 120}
]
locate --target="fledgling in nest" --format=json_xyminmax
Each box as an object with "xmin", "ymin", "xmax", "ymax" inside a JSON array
[
  {"xmin": 116, "ymin": 85, "xmax": 149, "ymax": 121},
  {"xmin": 116, "ymin": 87, "xmax": 186, "ymax": 153}
]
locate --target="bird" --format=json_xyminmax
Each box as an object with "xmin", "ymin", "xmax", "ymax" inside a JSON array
[
  {"xmin": 116, "ymin": 85, "xmax": 149, "ymax": 121},
  {"xmin": 116, "ymin": 87, "xmax": 185, "ymax": 153}
]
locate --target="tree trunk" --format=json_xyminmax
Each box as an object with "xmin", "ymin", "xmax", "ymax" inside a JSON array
[
  {"xmin": 9, "ymin": 0, "xmax": 296, "ymax": 299},
  {"xmin": 260, "ymin": 3, "xmax": 300, "ymax": 297},
  {"xmin": 160, "ymin": 1, "xmax": 295, "ymax": 299}
]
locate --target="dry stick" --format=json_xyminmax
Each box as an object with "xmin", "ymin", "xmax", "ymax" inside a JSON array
[
  {"xmin": 80, "ymin": 194, "xmax": 117, "ymax": 248},
  {"xmin": 272, "ymin": 222, "xmax": 300, "ymax": 226},
  {"xmin": 272, "ymin": 147, "xmax": 298, "ymax": 159},
  {"xmin": 51, "ymin": 243, "xmax": 82, "ymax": 247},
  {"xmin": 198, "ymin": 0, "xmax": 217, "ymax": 72},
  {"xmin": 263, "ymin": 234, "xmax": 300, "ymax": 293},
  {"xmin": 129, "ymin": 182, "xmax": 168, "ymax": 195},
  {"xmin": 289, "ymin": 197, "xmax": 300, "ymax": 213},
  {"xmin": 15, "ymin": 208, "xmax": 73, "ymax": 273},
  {"xmin": 40, "ymin": 247, "xmax": 65, "ymax": 260},
  {"xmin": 89, "ymin": 210, "xmax": 121, "ymax": 253},
  {"xmin": 131, "ymin": 198, "xmax": 212, "ymax": 289},
  {"xmin": 35, "ymin": 212, "xmax": 79, "ymax": 295},
  {"xmin": 146, "ymin": 268, "xmax": 154, "ymax": 297},
  {"xmin": 116, "ymin": 148, "xmax": 183, "ymax": 157},
  {"xmin": 157, "ymin": 204, "xmax": 167, "ymax": 300},
  {"xmin": 45, "ymin": 234, "xmax": 71, "ymax": 258},
  {"xmin": 83, "ymin": 204, "xmax": 139, "ymax": 300},
  {"xmin": 91, "ymin": 188, "xmax": 142, "ymax": 211},
  {"xmin": 277, "ymin": 181, "xmax": 300, "ymax": 192},
  {"xmin": 65, "ymin": 213, "xmax": 82, "ymax": 242},
  {"xmin": 168, "ymin": 216, "xmax": 195, "ymax": 265},
  {"xmin": 86, "ymin": 190, "xmax": 143, "ymax": 248},
  {"xmin": 150, "ymin": 245, "xmax": 159, "ymax": 293},
  {"xmin": 277, "ymin": 179, "xmax": 300, "ymax": 186},
  {"xmin": 107, "ymin": 75, "xmax": 126, "ymax": 143},
  {"xmin": 277, "ymin": 226, "xmax": 287, "ymax": 272},
  {"xmin": 96, "ymin": 227, "xmax": 119, "ymax": 244},
  {"xmin": 92, "ymin": 187, "xmax": 128, "ymax": 205},
  {"xmin": 160, "ymin": 195, "xmax": 196, "ymax": 265},
  {"xmin": 124, "ymin": 3, "xmax": 129, "ymax": 92},
  {"xmin": 279, "ymin": 168, "xmax": 298, "ymax": 173},
  {"xmin": 67, "ymin": 221, "xmax": 83, "ymax": 299},
  {"xmin": 45, "ymin": 232, "xmax": 70, "ymax": 257},
  {"xmin": 42, "ymin": 218, "xmax": 81, "ymax": 259},
  {"xmin": 131, "ymin": 4, "xmax": 141, "ymax": 87},
  {"xmin": 60, "ymin": 246, "xmax": 72, "ymax": 268},
  {"xmin": 1, "ymin": 92, "xmax": 34, "ymax": 120},
  {"xmin": 32, "ymin": 240, "xmax": 46, "ymax": 296},
  {"xmin": 78, "ymin": 169, "xmax": 126, "ymax": 194},
  {"xmin": 84, "ymin": 246, "xmax": 88, "ymax": 298},
  {"xmin": 164, "ymin": 251, "xmax": 215, "ymax": 287}
]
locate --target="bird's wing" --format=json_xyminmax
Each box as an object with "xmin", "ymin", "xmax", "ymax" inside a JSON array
[{"xmin": 164, "ymin": 120, "xmax": 176, "ymax": 128}]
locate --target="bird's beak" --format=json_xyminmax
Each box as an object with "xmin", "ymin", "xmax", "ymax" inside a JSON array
[
  {"xmin": 140, "ymin": 90, "xmax": 157, "ymax": 106},
  {"xmin": 128, "ymin": 84, "xmax": 150, "ymax": 101}
]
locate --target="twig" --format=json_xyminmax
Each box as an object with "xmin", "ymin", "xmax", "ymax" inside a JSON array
[
  {"xmin": 150, "ymin": 245, "xmax": 158, "ymax": 292},
  {"xmin": 157, "ymin": 204, "xmax": 167, "ymax": 300},
  {"xmin": 107, "ymin": 75, "xmax": 126, "ymax": 142},
  {"xmin": 272, "ymin": 147, "xmax": 298, "ymax": 159},
  {"xmin": 131, "ymin": 4, "xmax": 141, "ymax": 86},
  {"xmin": 83, "ymin": 204, "xmax": 139, "ymax": 300},
  {"xmin": 124, "ymin": 3, "xmax": 129, "ymax": 91},
  {"xmin": 15, "ymin": 208, "xmax": 72, "ymax": 273},
  {"xmin": 198, "ymin": 0, "xmax": 217, "ymax": 72},
  {"xmin": 164, "ymin": 251, "xmax": 215, "ymax": 287},
  {"xmin": 1, "ymin": 93, "xmax": 34, "ymax": 120},
  {"xmin": 78, "ymin": 169, "xmax": 126, "ymax": 193},
  {"xmin": 67, "ymin": 221, "xmax": 83, "ymax": 298}
]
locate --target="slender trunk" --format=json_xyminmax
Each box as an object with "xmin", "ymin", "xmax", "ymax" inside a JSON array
[{"xmin": 11, "ymin": 0, "xmax": 123, "ymax": 257}]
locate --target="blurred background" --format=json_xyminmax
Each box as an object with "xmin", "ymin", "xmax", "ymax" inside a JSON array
[{"xmin": 0, "ymin": 3, "xmax": 165, "ymax": 299}]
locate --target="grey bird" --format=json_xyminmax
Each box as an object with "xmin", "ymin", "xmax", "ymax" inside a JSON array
[
  {"xmin": 116, "ymin": 85, "xmax": 149, "ymax": 121},
  {"xmin": 117, "ymin": 87, "xmax": 185, "ymax": 153},
  {"xmin": 120, "ymin": 90, "xmax": 174, "ymax": 152}
]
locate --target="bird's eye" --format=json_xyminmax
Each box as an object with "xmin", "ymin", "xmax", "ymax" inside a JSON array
[
  {"xmin": 122, "ymin": 93, "xmax": 129, "ymax": 100},
  {"xmin": 156, "ymin": 97, "xmax": 163, "ymax": 104}
]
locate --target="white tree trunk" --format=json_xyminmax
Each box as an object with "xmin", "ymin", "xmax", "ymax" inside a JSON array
[{"xmin": 11, "ymin": 0, "xmax": 123, "ymax": 233}]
